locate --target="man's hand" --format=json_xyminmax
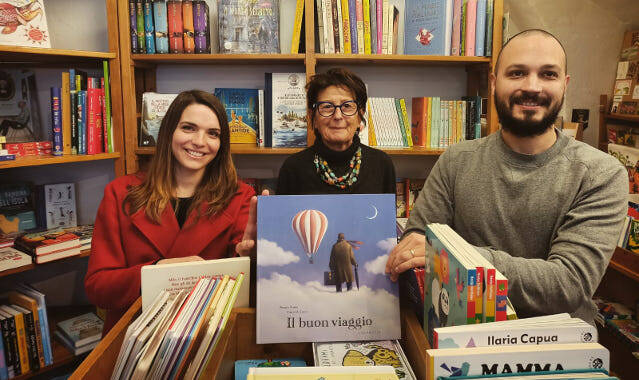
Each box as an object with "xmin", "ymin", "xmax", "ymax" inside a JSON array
[
  {"xmin": 236, "ymin": 189, "xmax": 269, "ymax": 257},
  {"xmin": 156, "ymin": 256, "xmax": 204, "ymax": 265},
  {"xmin": 385, "ymin": 232, "xmax": 426, "ymax": 282}
]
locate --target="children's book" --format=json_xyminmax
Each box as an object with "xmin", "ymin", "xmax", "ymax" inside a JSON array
[
  {"xmin": 256, "ymin": 194, "xmax": 401, "ymax": 344},
  {"xmin": 213, "ymin": 88, "xmax": 260, "ymax": 144},
  {"xmin": 403, "ymin": 0, "xmax": 452, "ymax": 56},
  {"xmin": 235, "ymin": 358, "xmax": 307, "ymax": 380},
  {"xmin": 0, "ymin": 0, "xmax": 50, "ymax": 48},
  {"xmin": 313, "ymin": 340, "xmax": 416, "ymax": 380}
]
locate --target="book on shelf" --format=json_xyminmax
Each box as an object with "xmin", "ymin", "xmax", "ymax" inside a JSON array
[
  {"xmin": 7, "ymin": 292, "xmax": 44, "ymax": 369},
  {"xmin": 235, "ymin": 358, "xmax": 307, "ymax": 380},
  {"xmin": 153, "ymin": 0, "xmax": 170, "ymax": 53},
  {"xmin": 610, "ymin": 30, "xmax": 639, "ymax": 116},
  {"xmin": 0, "ymin": 0, "xmax": 50, "ymax": 49},
  {"xmin": 605, "ymin": 318, "xmax": 639, "ymax": 350},
  {"xmin": 56, "ymin": 312, "xmax": 103, "ymax": 349},
  {"xmin": 0, "ymin": 305, "xmax": 29, "ymax": 374},
  {"xmin": 35, "ymin": 183, "xmax": 77, "ymax": 230},
  {"xmin": 607, "ymin": 143, "xmax": 639, "ymax": 203},
  {"xmin": 14, "ymin": 283, "xmax": 52, "ymax": 366},
  {"xmin": 213, "ymin": 88, "xmax": 261, "ymax": 145},
  {"xmin": 426, "ymin": 343, "xmax": 609, "ymax": 380},
  {"xmin": 218, "ymin": 0, "xmax": 280, "ymax": 54},
  {"xmin": 140, "ymin": 255, "xmax": 250, "ymax": 312},
  {"xmin": 313, "ymin": 340, "xmax": 416, "ymax": 380},
  {"xmin": 3, "ymin": 304, "xmax": 38, "ymax": 372},
  {"xmin": 264, "ymin": 73, "xmax": 307, "ymax": 148},
  {"xmin": 247, "ymin": 365, "xmax": 399, "ymax": 379},
  {"xmin": 53, "ymin": 330, "xmax": 99, "ymax": 356},
  {"xmin": 0, "ymin": 247, "xmax": 31, "ymax": 272},
  {"xmin": 256, "ymin": 194, "xmax": 401, "ymax": 344},
  {"xmin": 404, "ymin": 0, "xmax": 452, "ymax": 56},
  {"xmin": 140, "ymin": 92, "xmax": 178, "ymax": 147},
  {"xmin": 436, "ymin": 370, "xmax": 615, "ymax": 380},
  {"xmin": 14, "ymin": 229, "xmax": 81, "ymax": 263},
  {"xmin": 62, "ymin": 224, "xmax": 93, "ymax": 250}
]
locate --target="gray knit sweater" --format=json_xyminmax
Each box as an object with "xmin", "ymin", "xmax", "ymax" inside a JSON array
[{"xmin": 405, "ymin": 130, "xmax": 628, "ymax": 324}]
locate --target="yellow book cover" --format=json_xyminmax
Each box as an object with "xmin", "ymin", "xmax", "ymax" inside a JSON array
[
  {"xmin": 456, "ymin": 100, "xmax": 463, "ymax": 142},
  {"xmin": 3, "ymin": 306, "xmax": 30, "ymax": 373},
  {"xmin": 362, "ymin": 0, "xmax": 372, "ymax": 54},
  {"xmin": 399, "ymin": 98, "xmax": 412, "ymax": 146},
  {"xmin": 341, "ymin": 0, "xmax": 352, "ymax": 54},
  {"xmin": 61, "ymin": 72, "xmax": 71, "ymax": 155},
  {"xmin": 9, "ymin": 292, "xmax": 44, "ymax": 368},
  {"xmin": 448, "ymin": 100, "xmax": 455, "ymax": 144},
  {"xmin": 291, "ymin": 0, "xmax": 305, "ymax": 53},
  {"xmin": 367, "ymin": 99, "xmax": 377, "ymax": 146},
  {"xmin": 426, "ymin": 97, "xmax": 432, "ymax": 149}
]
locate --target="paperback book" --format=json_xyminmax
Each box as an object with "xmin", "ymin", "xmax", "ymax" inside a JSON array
[
  {"xmin": 265, "ymin": 73, "xmax": 307, "ymax": 147},
  {"xmin": 0, "ymin": 0, "xmax": 50, "ymax": 48},
  {"xmin": 213, "ymin": 88, "xmax": 260, "ymax": 144},
  {"xmin": 235, "ymin": 358, "xmax": 307, "ymax": 380},
  {"xmin": 218, "ymin": 0, "xmax": 280, "ymax": 53},
  {"xmin": 256, "ymin": 194, "xmax": 401, "ymax": 344},
  {"xmin": 139, "ymin": 93, "xmax": 178, "ymax": 147},
  {"xmin": 56, "ymin": 312, "xmax": 103, "ymax": 348}
]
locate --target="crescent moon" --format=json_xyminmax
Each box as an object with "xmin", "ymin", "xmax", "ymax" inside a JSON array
[{"xmin": 366, "ymin": 205, "xmax": 378, "ymax": 220}]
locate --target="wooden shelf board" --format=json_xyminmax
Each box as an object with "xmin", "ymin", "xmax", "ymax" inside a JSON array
[
  {"xmin": 0, "ymin": 45, "xmax": 115, "ymax": 63},
  {"xmin": 0, "ymin": 249, "xmax": 90, "ymax": 279},
  {"xmin": 135, "ymin": 146, "xmax": 444, "ymax": 156},
  {"xmin": 316, "ymin": 54, "xmax": 491, "ymax": 65},
  {"xmin": 0, "ymin": 152, "xmax": 120, "ymax": 169},
  {"xmin": 609, "ymin": 246, "xmax": 639, "ymax": 282},
  {"xmin": 605, "ymin": 114, "xmax": 639, "ymax": 123},
  {"xmin": 131, "ymin": 53, "xmax": 305, "ymax": 64}
]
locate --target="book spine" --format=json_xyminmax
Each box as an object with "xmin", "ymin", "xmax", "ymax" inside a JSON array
[
  {"xmin": 0, "ymin": 318, "xmax": 14, "ymax": 378},
  {"xmin": 394, "ymin": 98, "xmax": 408, "ymax": 146},
  {"xmin": 182, "ymin": 0, "xmax": 195, "ymax": 53},
  {"xmin": 331, "ymin": 0, "xmax": 341, "ymax": 53},
  {"xmin": 193, "ymin": 1, "xmax": 209, "ymax": 53},
  {"xmin": 375, "ymin": 0, "xmax": 382, "ymax": 53},
  {"xmin": 369, "ymin": 0, "xmax": 376, "ymax": 54},
  {"xmin": 341, "ymin": 0, "xmax": 352, "ymax": 54},
  {"xmin": 264, "ymin": 73, "xmax": 272, "ymax": 147},
  {"xmin": 316, "ymin": 0, "xmax": 325, "ymax": 54},
  {"xmin": 103, "ymin": 61, "xmax": 113, "ymax": 153},
  {"xmin": 37, "ymin": 307, "xmax": 51, "ymax": 366},
  {"xmin": 466, "ymin": 268, "xmax": 477, "ymax": 324},
  {"xmin": 411, "ymin": 97, "xmax": 426, "ymax": 147},
  {"xmin": 484, "ymin": 267, "xmax": 495, "ymax": 322},
  {"xmin": 86, "ymin": 87, "xmax": 97, "ymax": 155},
  {"xmin": 495, "ymin": 277, "xmax": 508, "ymax": 321},
  {"xmin": 50, "ymin": 87, "xmax": 63, "ymax": 156},
  {"xmin": 154, "ymin": 0, "xmax": 170, "ymax": 53},
  {"xmin": 460, "ymin": 0, "xmax": 467, "ymax": 55},
  {"xmin": 258, "ymin": 89, "xmax": 265, "ymax": 147},
  {"xmin": 475, "ymin": 0, "xmax": 486, "ymax": 56},
  {"xmin": 168, "ymin": 0, "xmax": 184, "ymax": 53},
  {"xmin": 129, "ymin": 0, "xmax": 139, "ymax": 53},
  {"xmin": 451, "ymin": 0, "xmax": 462, "ymax": 55},
  {"xmin": 70, "ymin": 91, "xmax": 78, "ymax": 155},
  {"xmin": 348, "ymin": 0, "xmax": 358, "ymax": 53},
  {"xmin": 362, "ymin": 0, "xmax": 371, "ymax": 54},
  {"xmin": 474, "ymin": 266, "xmax": 484, "ymax": 322},
  {"xmin": 136, "ymin": 0, "xmax": 147, "ymax": 52},
  {"xmin": 485, "ymin": 0, "xmax": 493, "ymax": 56},
  {"xmin": 323, "ymin": 0, "xmax": 334, "ymax": 54},
  {"xmin": 291, "ymin": 0, "xmax": 305, "ymax": 53},
  {"xmin": 12, "ymin": 313, "xmax": 28, "ymax": 374},
  {"xmin": 355, "ymin": 0, "xmax": 364, "ymax": 54},
  {"xmin": 78, "ymin": 90, "xmax": 86, "ymax": 155},
  {"xmin": 100, "ymin": 83, "xmax": 107, "ymax": 153},
  {"xmin": 144, "ymin": 0, "xmax": 157, "ymax": 53},
  {"xmin": 381, "ymin": 0, "xmax": 389, "ymax": 53},
  {"xmin": 61, "ymin": 72, "xmax": 71, "ymax": 155},
  {"xmin": 336, "ymin": 0, "xmax": 345, "ymax": 53},
  {"xmin": 399, "ymin": 98, "xmax": 413, "ymax": 147},
  {"xmin": 5, "ymin": 316, "xmax": 19, "ymax": 376},
  {"xmin": 19, "ymin": 311, "xmax": 38, "ymax": 371},
  {"xmin": 465, "ymin": 0, "xmax": 477, "ymax": 56}
]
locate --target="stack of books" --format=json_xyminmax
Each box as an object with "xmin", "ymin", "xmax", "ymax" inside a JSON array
[
  {"xmin": 0, "ymin": 284, "xmax": 54, "ymax": 378},
  {"xmin": 13, "ymin": 229, "xmax": 81, "ymax": 264},
  {"xmin": 0, "ymin": 246, "xmax": 31, "ymax": 273},
  {"xmin": 54, "ymin": 312, "xmax": 103, "ymax": 356},
  {"xmin": 63, "ymin": 224, "xmax": 94, "ymax": 250},
  {"xmin": 0, "ymin": 136, "xmax": 15, "ymax": 161}
]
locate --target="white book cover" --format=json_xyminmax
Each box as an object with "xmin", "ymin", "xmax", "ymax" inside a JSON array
[
  {"xmin": 42, "ymin": 183, "xmax": 77, "ymax": 229},
  {"xmin": 427, "ymin": 343, "xmax": 609, "ymax": 380},
  {"xmin": 313, "ymin": 340, "xmax": 416, "ymax": 380},
  {"xmin": 607, "ymin": 143, "xmax": 639, "ymax": 203},
  {"xmin": 0, "ymin": 0, "xmax": 51, "ymax": 48},
  {"xmin": 0, "ymin": 247, "xmax": 31, "ymax": 271},
  {"xmin": 270, "ymin": 73, "xmax": 307, "ymax": 147},
  {"xmin": 140, "ymin": 256, "xmax": 250, "ymax": 313},
  {"xmin": 140, "ymin": 92, "xmax": 178, "ymax": 147}
]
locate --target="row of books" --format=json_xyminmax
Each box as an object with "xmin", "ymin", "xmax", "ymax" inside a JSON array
[
  {"xmin": 362, "ymin": 97, "xmax": 412, "ymax": 148},
  {"xmin": 112, "ymin": 273, "xmax": 245, "ymax": 380},
  {"xmin": 0, "ymin": 137, "xmax": 16, "ymax": 162},
  {"xmin": 395, "ymin": 177, "xmax": 425, "ymax": 218},
  {"xmin": 411, "ymin": 96, "xmax": 484, "ymax": 149},
  {"xmin": 593, "ymin": 297, "xmax": 639, "ymax": 354},
  {"xmin": 610, "ymin": 30, "xmax": 639, "ymax": 116},
  {"xmin": 54, "ymin": 312, "xmax": 104, "ymax": 356},
  {"xmin": 0, "ymin": 285, "xmax": 53, "ymax": 379},
  {"xmin": 51, "ymin": 64, "xmax": 114, "ymax": 156},
  {"xmin": 129, "ymin": 0, "xmax": 280, "ymax": 54}
]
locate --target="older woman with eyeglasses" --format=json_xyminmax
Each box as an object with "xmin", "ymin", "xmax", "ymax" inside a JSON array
[{"xmin": 276, "ymin": 68, "xmax": 396, "ymax": 195}]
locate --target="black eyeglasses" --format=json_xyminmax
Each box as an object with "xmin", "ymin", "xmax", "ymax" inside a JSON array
[{"xmin": 314, "ymin": 101, "xmax": 359, "ymax": 117}]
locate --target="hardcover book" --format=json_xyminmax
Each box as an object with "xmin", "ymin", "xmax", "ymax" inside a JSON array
[
  {"xmin": 0, "ymin": 0, "xmax": 50, "ymax": 48},
  {"xmin": 213, "ymin": 88, "xmax": 259, "ymax": 144},
  {"xmin": 14, "ymin": 229, "xmax": 80, "ymax": 256},
  {"xmin": 36, "ymin": 183, "xmax": 77, "ymax": 229},
  {"xmin": 404, "ymin": 0, "xmax": 451, "ymax": 56},
  {"xmin": 56, "ymin": 312, "xmax": 103, "ymax": 348},
  {"xmin": 235, "ymin": 358, "xmax": 307, "ymax": 380},
  {"xmin": 218, "ymin": 0, "xmax": 280, "ymax": 54},
  {"xmin": 265, "ymin": 73, "xmax": 307, "ymax": 147},
  {"xmin": 313, "ymin": 340, "xmax": 416, "ymax": 380},
  {"xmin": 140, "ymin": 92, "xmax": 178, "ymax": 147},
  {"xmin": 0, "ymin": 247, "xmax": 31, "ymax": 272},
  {"xmin": 256, "ymin": 194, "xmax": 401, "ymax": 344}
]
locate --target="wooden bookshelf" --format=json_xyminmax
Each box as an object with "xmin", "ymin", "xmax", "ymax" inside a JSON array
[
  {"xmin": 0, "ymin": 249, "xmax": 90, "ymax": 279},
  {"xmin": 315, "ymin": 53, "xmax": 491, "ymax": 66},
  {"xmin": 0, "ymin": 45, "xmax": 116, "ymax": 63},
  {"xmin": 608, "ymin": 246, "xmax": 639, "ymax": 282},
  {"xmin": 0, "ymin": 153, "xmax": 120, "ymax": 169},
  {"xmin": 605, "ymin": 113, "xmax": 639, "ymax": 123},
  {"xmin": 131, "ymin": 53, "xmax": 306, "ymax": 64}
]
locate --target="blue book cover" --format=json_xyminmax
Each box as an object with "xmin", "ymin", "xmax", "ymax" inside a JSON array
[
  {"xmin": 129, "ymin": 0, "xmax": 139, "ymax": 53},
  {"xmin": 404, "ymin": 0, "xmax": 447, "ymax": 55},
  {"xmin": 348, "ymin": 0, "xmax": 358, "ymax": 53},
  {"xmin": 268, "ymin": 73, "xmax": 307, "ymax": 148},
  {"xmin": 78, "ymin": 91, "xmax": 87, "ymax": 155},
  {"xmin": 234, "ymin": 358, "xmax": 307, "ymax": 380},
  {"xmin": 474, "ymin": 0, "xmax": 486, "ymax": 56},
  {"xmin": 50, "ymin": 87, "xmax": 63, "ymax": 156},
  {"xmin": 154, "ymin": 0, "xmax": 169, "ymax": 53},
  {"xmin": 256, "ymin": 194, "xmax": 401, "ymax": 344},
  {"xmin": 213, "ymin": 88, "xmax": 259, "ymax": 144},
  {"xmin": 144, "ymin": 0, "xmax": 156, "ymax": 53}
]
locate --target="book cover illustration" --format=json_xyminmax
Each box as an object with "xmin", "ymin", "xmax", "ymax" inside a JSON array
[
  {"xmin": 235, "ymin": 358, "xmax": 307, "ymax": 380},
  {"xmin": 39, "ymin": 183, "xmax": 77, "ymax": 229},
  {"xmin": 269, "ymin": 73, "xmax": 307, "ymax": 147},
  {"xmin": 0, "ymin": 69, "xmax": 42, "ymax": 143},
  {"xmin": 313, "ymin": 340, "xmax": 416, "ymax": 380},
  {"xmin": 140, "ymin": 92, "xmax": 178, "ymax": 147},
  {"xmin": 256, "ymin": 194, "xmax": 401, "ymax": 344},
  {"xmin": 213, "ymin": 88, "xmax": 259, "ymax": 144},
  {"xmin": 218, "ymin": 0, "xmax": 280, "ymax": 54},
  {"xmin": 0, "ymin": 0, "xmax": 50, "ymax": 48},
  {"xmin": 15, "ymin": 229, "xmax": 79, "ymax": 254},
  {"xmin": 56, "ymin": 312, "xmax": 103, "ymax": 347},
  {"xmin": 404, "ymin": 0, "xmax": 447, "ymax": 55},
  {"xmin": 607, "ymin": 143, "xmax": 639, "ymax": 204}
]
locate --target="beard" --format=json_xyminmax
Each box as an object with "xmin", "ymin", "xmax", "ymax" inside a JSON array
[{"xmin": 495, "ymin": 90, "xmax": 563, "ymax": 137}]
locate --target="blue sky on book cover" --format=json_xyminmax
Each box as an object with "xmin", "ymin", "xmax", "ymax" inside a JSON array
[{"xmin": 256, "ymin": 194, "xmax": 401, "ymax": 343}]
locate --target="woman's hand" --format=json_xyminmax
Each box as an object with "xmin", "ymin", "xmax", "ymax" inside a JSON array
[
  {"xmin": 156, "ymin": 256, "xmax": 204, "ymax": 265},
  {"xmin": 236, "ymin": 189, "xmax": 270, "ymax": 257},
  {"xmin": 385, "ymin": 232, "xmax": 426, "ymax": 282}
]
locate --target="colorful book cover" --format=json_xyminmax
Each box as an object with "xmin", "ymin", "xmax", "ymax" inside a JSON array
[
  {"xmin": 218, "ymin": 0, "xmax": 280, "ymax": 54},
  {"xmin": 56, "ymin": 312, "xmax": 103, "ymax": 348},
  {"xmin": 268, "ymin": 73, "xmax": 307, "ymax": 147},
  {"xmin": 144, "ymin": 0, "xmax": 156, "ymax": 53},
  {"xmin": 256, "ymin": 194, "xmax": 401, "ymax": 343},
  {"xmin": 50, "ymin": 87, "xmax": 62, "ymax": 156},
  {"xmin": 136, "ymin": 0, "xmax": 147, "ymax": 52},
  {"xmin": 153, "ymin": 0, "xmax": 170, "ymax": 53},
  {"xmin": 348, "ymin": 0, "xmax": 358, "ymax": 53},
  {"xmin": 313, "ymin": 340, "xmax": 416, "ymax": 380},
  {"xmin": 193, "ymin": 0, "xmax": 210, "ymax": 53},
  {"xmin": 167, "ymin": 0, "xmax": 184, "ymax": 53},
  {"xmin": 140, "ymin": 92, "xmax": 178, "ymax": 147},
  {"xmin": 404, "ymin": 0, "xmax": 448, "ymax": 55},
  {"xmin": 341, "ymin": 0, "xmax": 352, "ymax": 54},
  {"xmin": 129, "ymin": 0, "xmax": 139, "ymax": 53},
  {"xmin": 464, "ymin": 0, "xmax": 476, "ymax": 56},
  {"xmin": 0, "ymin": 0, "xmax": 50, "ymax": 48},
  {"xmin": 213, "ymin": 88, "xmax": 259, "ymax": 144},
  {"xmin": 235, "ymin": 358, "xmax": 307, "ymax": 380},
  {"xmin": 607, "ymin": 143, "xmax": 639, "ymax": 204},
  {"xmin": 39, "ymin": 183, "xmax": 77, "ymax": 229},
  {"xmin": 290, "ymin": 0, "xmax": 305, "ymax": 53},
  {"xmin": 182, "ymin": 0, "xmax": 195, "ymax": 53}
]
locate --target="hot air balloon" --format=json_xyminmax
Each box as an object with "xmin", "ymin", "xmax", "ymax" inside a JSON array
[{"xmin": 291, "ymin": 209, "xmax": 328, "ymax": 263}]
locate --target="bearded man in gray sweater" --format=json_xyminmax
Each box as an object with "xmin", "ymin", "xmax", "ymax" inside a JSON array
[{"xmin": 385, "ymin": 29, "xmax": 627, "ymax": 325}]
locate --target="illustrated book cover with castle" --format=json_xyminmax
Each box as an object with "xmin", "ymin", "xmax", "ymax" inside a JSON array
[{"xmin": 256, "ymin": 194, "xmax": 401, "ymax": 344}]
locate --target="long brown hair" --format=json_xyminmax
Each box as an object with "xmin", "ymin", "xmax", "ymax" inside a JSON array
[{"xmin": 123, "ymin": 90, "xmax": 238, "ymax": 223}]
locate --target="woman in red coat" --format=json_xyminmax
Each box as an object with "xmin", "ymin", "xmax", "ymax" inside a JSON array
[{"xmin": 85, "ymin": 90, "xmax": 261, "ymax": 333}]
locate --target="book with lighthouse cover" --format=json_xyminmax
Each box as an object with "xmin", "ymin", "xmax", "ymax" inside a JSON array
[{"xmin": 256, "ymin": 194, "xmax": 401, "ymax": 344}]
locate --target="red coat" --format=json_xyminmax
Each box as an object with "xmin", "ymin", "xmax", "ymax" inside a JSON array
[{"xmin": 84, "ymin": 174, "xmax": 254, "ymax": 333}]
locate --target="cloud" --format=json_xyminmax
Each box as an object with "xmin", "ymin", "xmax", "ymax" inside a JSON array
[
  {"xmin": 257, "ymin": 239, "xmax": 300, "ymax": 266},
  {"xmin": 376, "ymin": 237, "xmax": 397, "ymax": 253},
  {"xmin": 365, "ymin": 254, "xmax": 388, "ymax": 275},
  {"xmin": 257, "ymin": 273, "xmax": 400, "ymax": 344}
]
